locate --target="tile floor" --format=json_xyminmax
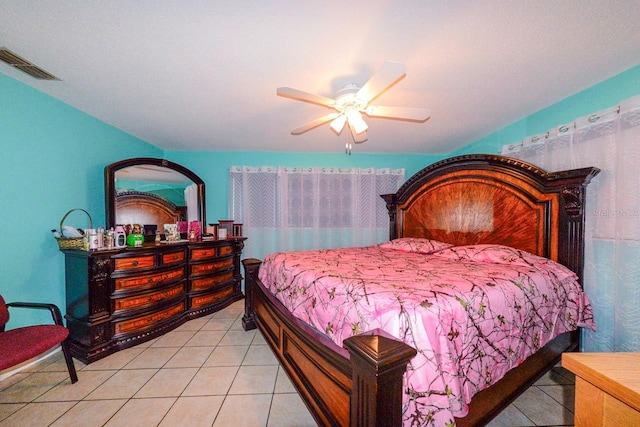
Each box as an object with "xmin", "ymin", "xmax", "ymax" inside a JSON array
[{"xmin": 0, "ymin": 300, "xmax": 577, "ymax": 426}]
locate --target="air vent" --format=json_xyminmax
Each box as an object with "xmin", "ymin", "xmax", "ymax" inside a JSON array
[{"xmin": 0, "ymin": 47, "xmax": 60, "ymax": 80}]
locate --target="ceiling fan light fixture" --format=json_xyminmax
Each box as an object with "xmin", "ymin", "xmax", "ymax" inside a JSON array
[
  {"xmin": 347, "ymin": 110, "xmax": 368, "ymax": 134},
  {"xmin": 330, "ymin": 114, "xmax": 347, "ymax": 134}
]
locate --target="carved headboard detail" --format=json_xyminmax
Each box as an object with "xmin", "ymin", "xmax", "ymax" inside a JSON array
[
  {"xmin": 115, "ymin": 190, "xmax": 186, "ymax": 228},
  {"xmin": 382, "ymin": 154, "xmax": 599, "ymax": 283}
]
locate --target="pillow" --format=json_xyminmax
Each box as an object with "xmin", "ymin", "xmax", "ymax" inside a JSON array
[
  {"xmin": 379, "ymin": 238, "xmax": 452, "ymax": 254},
  {"xmin": 431, "ymin": 244, "xmax": 576, "ymax": 281}
]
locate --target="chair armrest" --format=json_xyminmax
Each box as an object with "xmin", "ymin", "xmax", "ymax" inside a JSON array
[{"xmin": 6, "ymin": 302, "xmax": 65, "ymax": 326}]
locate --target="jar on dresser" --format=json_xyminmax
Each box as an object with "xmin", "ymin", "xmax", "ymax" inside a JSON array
[{"xmin": 61, "ymin": 238, "xmax": 246, "ymax": 364}]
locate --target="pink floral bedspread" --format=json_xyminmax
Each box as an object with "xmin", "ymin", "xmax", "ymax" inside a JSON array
[{"xmin": 258, "ymin": 239, "xmax": 595, "ymax": 426}]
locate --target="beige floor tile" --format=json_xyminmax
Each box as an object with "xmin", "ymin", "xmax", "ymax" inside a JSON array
[
  {"xmin": 50, "ymin": 399, "xmax": 127, "ymax": 427},
  {"xmin": 185, "ymin": 330, "xmax": 226, "ymax": 347},
  {"xmin": 181, "ymin": 366, "xmax": 239, "ymax": 396},
  {"xmin": 164, "ymin": 346, "xmax": 214, "ymax": 368},
  {"xmin": 219, "ymin": 330, "xmax": 256, "ymax": 346},
  {"xmin": 268, "ymin": 393, "xmax": 317, "ymax": 426},
  {"xmin": 0, "ymin": 371, "xmax": 68, "ymax": 403},
  {"xmin": 485, "ymin": 404, "xmax": 534, "ymax": 427},
  {"xmin": 36, "ymin": 351, "xmax": 79, "ymax": 373},
  {"xmin": 274, "ymin": 367, "xmax": 296, "ymax": 393},
  {"xmin": 251, "ymin": 331, "xmax": 267, "ymax": 345},
  {"xmin": 213, "ymin": 394, "xmax": 271, "ymax": 427},
  {"xmin": 230, "ymin": 317, "xmax": 245, "ymax": 330},
  {"xmin": 136, "ymin": 337, "xmax": 159, "ymax": 348},
  {"xmin": 212, "ymin": 302, "xmax": 243, "ymax": 319},
  {"xmin": 201, "ymin": 317, "xmax": 236, "ymax": 331},
  {"xmin": 0, "ymin": 373, "xmax": 31, "ymax": 392},
  {"xmin": 85, "ymin": 369, "xmax": 157, "ymax": 400},
  {"xmin": 229, "ymin": 365, "xmax": 278, "ymax": 395},
  {"xmin": 0, "ymin": 403, "xmax": 25, "ymax": 423},
  {"xmin": 35, "ymin": 370, "xmax": 117, "ymax": 402},
  {"xmin": 81, "ymin": 347, "xmax": 144, "ymax": 371},
  {"xmin": 203, "ymin": 345, "xmax": 249, "ymax": 367},
  {"xmin": 104, "ymin": 397, "xmax": 175, "ymax": 427},
  {"xmin": 124, "ymin": 347, "xmax": 180, "ymax": 369},
  {"xmin": 134, "ymin": 367, "xmax": 198, "ymax": 398},
  {"xmin": 173, "ymin": 318, "xmax": 209, "ymax": 331},
  {"xmin": 150, "ymin": 330, "xmax": 197, "ymax": 347},
  {"xmin": 242, "ymin": 345, "xmax": 278, "ymax": 366},
  {"xmin": 538, "ymin": 383, "xmax": 575, "ymax": 410},
  {"xmin": 159, "ymin": 395, "xmax": 225, "ymax": 427},
  {"xmin": 535, "ymin": 366, "xmax": 575, "ymax": 385},
  {"xmin": 0, "ymin": 401, "xmax": 76, "ymax": 427},
  {"xmin": 513, "ymin": 385, "xmax": 574, "ymax": 426}
]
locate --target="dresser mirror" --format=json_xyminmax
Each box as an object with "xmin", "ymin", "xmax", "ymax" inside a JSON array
[{"xmin": 105, "ymin": 158, "xmax": 206, "ymax": 237}]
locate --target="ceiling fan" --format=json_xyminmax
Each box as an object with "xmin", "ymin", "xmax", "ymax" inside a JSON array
[{"xmin": 277, "ymin": 61, "xmax": 430, "ymax": 153}]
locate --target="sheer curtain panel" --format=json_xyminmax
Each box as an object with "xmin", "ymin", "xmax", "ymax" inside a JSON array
[
  {"xmin": 229, "ymin": 166, "xmax": 404, "ymax": 261},
  {"xmin": 502, "ymin": 95, "xmax": 640, "ymax": 352}
]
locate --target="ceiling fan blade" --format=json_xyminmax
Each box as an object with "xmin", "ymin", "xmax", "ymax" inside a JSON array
[
  {"xmin": 364, "ymin": 105, "xmax": 431, "ymax": 121},
  {"xmin": 277, "ymin": 87, "xmax": 335, "ymax": 107},
  {"xmin": 349, "ymin": 122, "xmax": 368, "ymax": 143},
  {"xmin": 291, "ymin": 112, "xmax": 341, "ymax": 135},
  {"xmin": 356, "ymin": 61, "xmax": 407, "ymax": 103}
]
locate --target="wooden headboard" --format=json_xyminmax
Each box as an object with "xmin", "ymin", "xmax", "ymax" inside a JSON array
[
  {"xmin": 382, "ymin": 154, "xmax": 599, "ymax": 283},
  {"xmin": 115, "ymin": 190, "xmax": 186, "ymax": 227}
]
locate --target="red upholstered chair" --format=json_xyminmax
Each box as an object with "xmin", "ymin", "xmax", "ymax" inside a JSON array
[{"xmin": 0, "ymin": 294, "xmax": 78, "ymax": 383}]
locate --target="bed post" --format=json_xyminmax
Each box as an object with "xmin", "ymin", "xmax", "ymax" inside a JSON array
[
  {"xmin": 344, "ymin": 330, "xmax": 417, "ymax": 427},
  {"xmin": 241, "ymin": 258, "xmax": 261, "ymax": 330}
]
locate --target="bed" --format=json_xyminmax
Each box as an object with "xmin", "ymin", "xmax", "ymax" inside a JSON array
[{"xmin": 241, "ymin": 154, "xmax": 599, "ymax": 426}]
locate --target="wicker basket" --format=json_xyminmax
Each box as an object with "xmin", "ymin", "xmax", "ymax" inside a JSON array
[{"xmin": 55, "ymin": 208, "xmax": 93, "ymax": 249}]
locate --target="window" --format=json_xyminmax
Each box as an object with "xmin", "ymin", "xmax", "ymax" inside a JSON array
[{"xmin": 229, "ymin": 166, "xmax": 404, "ymax": 259}]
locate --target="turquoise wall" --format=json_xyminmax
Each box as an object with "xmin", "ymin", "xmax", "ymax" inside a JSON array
[
  {"xmin": 0, "ymin": 73, "xmax": 161, "ymax": 326},
  {"xmin": 452, "ymin": 65, "xmax": 640, "ymax": 155}
]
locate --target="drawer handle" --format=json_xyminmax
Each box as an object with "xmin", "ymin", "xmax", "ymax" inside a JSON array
[
  {"xmin": 172, "ymin": 255, "xmax": 179, "ymax": 260},
  {"xmin": 132, "ymin": 261, "xmax": 139, "ymax": 266}
]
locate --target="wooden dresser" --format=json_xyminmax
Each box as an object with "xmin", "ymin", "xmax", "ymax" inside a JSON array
[
  {"xmin": 562, "ymin": 352, "xmax": 640, "ymax": 426},
  {"xmin": 62, "ymin": 238, "xmax": 246, "ymax": 364}
]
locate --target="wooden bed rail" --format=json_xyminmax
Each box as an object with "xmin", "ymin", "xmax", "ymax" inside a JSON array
[{"xmin": 242, "ymin": 258, "xmax": 417, "ymax": 427}]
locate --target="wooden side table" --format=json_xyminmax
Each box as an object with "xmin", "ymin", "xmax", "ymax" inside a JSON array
[{"xmin": 562, "ymin": 352, "xmax": 640, "ymax": 426}]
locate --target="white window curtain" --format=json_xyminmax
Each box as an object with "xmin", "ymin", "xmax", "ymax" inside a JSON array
[
  {"xmin": 502, "ymin": 94, "xmax": 640, "ymax": 352},
  {"xmin": 229, "ymin": 166, "xmax": 405, "ymax": 260}
]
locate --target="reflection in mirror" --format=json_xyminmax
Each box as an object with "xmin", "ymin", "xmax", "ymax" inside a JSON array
[{"xmin": 105, "ymin": 158, "xmax": 206, "ymax": 238}]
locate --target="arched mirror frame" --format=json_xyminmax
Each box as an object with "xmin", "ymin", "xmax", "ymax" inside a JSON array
[{"xmin": 105, "ymin": 157, "xmax": 206, "ymax": 235}]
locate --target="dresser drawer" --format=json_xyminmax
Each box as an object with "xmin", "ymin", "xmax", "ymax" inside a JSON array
[
  {"xmin": 113, "ymin": 283, "xmax": 185, "ymax": 313},
  {"xmin": 114, "ymin": 255, "xmax": 155, "ymax": 271},
  {"xmin": 219, "ymin": 245, "xmax": 233, "ymax": 257},
  {"xmin": 190, "ymin": 247, "xmax": 217, "ymax": 260},
  {"xmin": 114, "ymin": 267, "xmax": 185, "ymax": 291},
  {"xmin": 190, "ymin": 284, "xmax": 235, "ymax": 309},
  {"xmin": 162, "ymin": 250, "xmax": 186, "ymax": 265},
  {"xmin": 191, "ymin": 270, "xmax": 234, "ymax": 291},
  {"xmin": 190, "ymin": 258, "xmax": 233, "ymax": 276},
  {"xmin": 113, "ymin": 301, "xmax": 185, "ymax": 336}
]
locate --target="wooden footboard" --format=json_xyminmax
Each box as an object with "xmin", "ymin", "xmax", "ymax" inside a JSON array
[
  {"xmin": 242, "ymin": 258, "xmax": 417, "ymax": 426},
  {"xmin": 243, "ymin": 258, "xmax": 579, "ymax": 427}
]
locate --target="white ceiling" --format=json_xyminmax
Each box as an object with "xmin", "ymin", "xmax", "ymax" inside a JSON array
[{"xmin": 1, "ymin": 1, "xmax": 639, "ymax": 154}]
